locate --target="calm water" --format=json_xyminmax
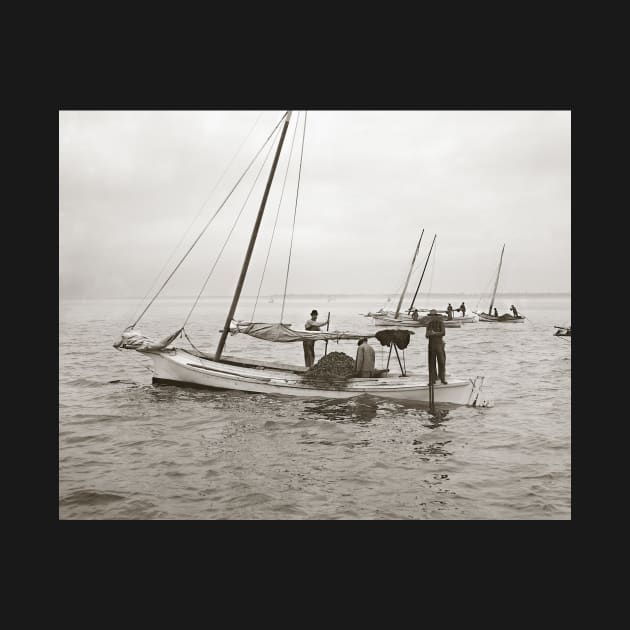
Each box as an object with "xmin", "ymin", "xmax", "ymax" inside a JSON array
[{"xmin": 59, "ymin": 294, "xmax": 571, "ymax": 519}]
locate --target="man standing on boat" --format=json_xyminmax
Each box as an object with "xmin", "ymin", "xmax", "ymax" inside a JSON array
[
  {"xmin": 355, "ymin": 337, "xmax": 376, "ymax": 377},
  {"xmin": 303, "ymin": 309, "xmax": 329, "ymax": 367},
  {"xmin": 426, "ymin": 309, "xmax": 447, "ymax": 385},
  {"xmin": 459, "ymin": 302, "xmax": 466, "ymax": 318},
  {"xmin": 446, "ymin": 303, "xmax": 454, "ymax": 320},
  {"xmin": 510, "ymin": 304, "xmax": 519, "ymax": 318}
]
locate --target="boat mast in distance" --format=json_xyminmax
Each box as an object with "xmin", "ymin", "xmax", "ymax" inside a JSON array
[
  {"xmin": 394, "ymin": 229, "xmax": 424, "ymax": 319},
  {"xmin": 488, "ymin": 243, "xmax": 505, "ymax": 315},
  {"xmin": 408, "ymin": 233, "xmax": 436, "ymax": 313}
]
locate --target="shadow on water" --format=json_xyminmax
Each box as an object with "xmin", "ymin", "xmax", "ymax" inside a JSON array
[
  {"xmin": 424, "ymin": 408, "xmax": 451, "ymax": 429},
  {"xmin": 148, "ymin": 381, "xmax": 455, "ymax": 431},
  {"xmin": 300, "ymin": 396, "xmax": 381, "ymax": 424},
  {"xmin": 412, "ymin": 437, "xmax": 453, "ymax": 461},
  {"xmin": 299, "ymin": 395, "xmax": 454, "ymax": 425}
]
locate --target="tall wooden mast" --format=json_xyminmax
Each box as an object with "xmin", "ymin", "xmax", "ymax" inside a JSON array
[
  {"xmin": 215, "ymin": 111, "xmax": 293, "ymax": 361},
  {"xmin": 407, "ymin": 233, "xmax": 436, "ymax": 313},
  {"xmin": 488, "ymin": 244, "xmax": 505, "ymax": 315},
  {"xmin": 394, "ymin": 229, "xmax": 424, "ymax": 319}
]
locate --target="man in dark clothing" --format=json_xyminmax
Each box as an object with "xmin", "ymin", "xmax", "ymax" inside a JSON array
[
  {"xmin": 303, "ymin": 309, "xmax": 329, "ymax": 367},
  {"xmin": 355, "ymin": 337, "xmax": 376, "ymax": 377},
  {"xmin": 426, "ymin": 309, "xmax": 447, "ymax": 385},
  {"xmin": 446, "ymin": 303, "xmax": 453, "ymax": 320},
  {"xmin": 459, "ymin": 302, "xmax": 466, "ymax": 317},
  {"xmin": 412, "ymin": 308, "xmax": 419, "ymax": 321},
  {"xmin": 493, "ymin": 307, "xmax": 499, "ymax": 318},
  {"xmin": 510, "ymin": 304, "xmax": 519, "ymax": 317}
]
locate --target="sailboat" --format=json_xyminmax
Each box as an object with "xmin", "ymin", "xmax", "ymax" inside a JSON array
[
  {"xmin": 114, "ymin": 111, "xmax": 484, "ymax": 405},
  {"xmin": 474, "ymin": 244, "xmax": 525, "ymax": 323},
  {"xmin": 369, "ymin": 232, "xmax": 464, "ymax": 328}
]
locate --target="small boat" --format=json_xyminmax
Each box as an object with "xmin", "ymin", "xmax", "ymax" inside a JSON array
[
  {"xmin": 369, "ymin": 231, "xmax": 475, "ymax": 328},
  {"xmin": 402, "ymin": 308, "xmax": 477, "ymax": 324},
  {"xmin": 554, "ymin": 326, "xmax": 571, "ymax": 337},
  {"xmin": 473, "ymin": 244, "xmax": 525, "ymax": 323},
  {"xmin": 114, "ymin": 111, "xmax": 485, "ymax": 406},
  {"xmin": 372, "ymin": 314, "xmax": 462, "ymax": 328}
]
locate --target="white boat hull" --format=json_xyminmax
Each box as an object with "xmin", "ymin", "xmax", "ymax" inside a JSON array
[
  {"xmin": 475, "ymin": 312, "xmax": 525, "ymax": 323},
  {"xmin": 372, "ymin": 316, "xmax": 462, "ymax": 328},
  {"xmin": 149, "ymin": 348, "xmax": 476, "ymax": 405},
  {"xmin": 367, "ymin": 311, "xmax": 477, "ymax": 324}
]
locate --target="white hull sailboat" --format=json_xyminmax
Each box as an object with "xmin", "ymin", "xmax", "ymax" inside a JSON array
[
  {"xmin": 473, "ymin": 244, "xmax": 525, "ymax": 323},
  {"xmin": 149, "ymin": 347, "xmax": 480, "ymax": 405},
  {"xmin": 115, "ymin": 111, "xmax": 486, "ymax": 406},
  {"xmin": 477, "ymin": 312, "xmax": 524, "ymax": 323},
  {"xmin": 366, "ymin": 311, "xmax": 476, "ymax": 324},
  {"xmin": 368, "ymin": 232, "xmax": 473, "ymax": 328},
  {"xmin": 372, "ymin": 314, "xmax": 462, "ymax": 328}
]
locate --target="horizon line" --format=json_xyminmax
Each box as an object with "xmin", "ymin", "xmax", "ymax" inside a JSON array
[{"xmin": 60, "ymin": 291, "xmax": 572, "ymax": 300}]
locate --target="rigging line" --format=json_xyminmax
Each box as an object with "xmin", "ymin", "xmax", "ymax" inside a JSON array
[
  {"xmin": 183, "ymin": 329, "xmax": 208, "ymax": 356},
  {"xmin": 129, "ymin": 112, "xmax": 288, "ymax": 329},
  {"xmin": 476, "ymin": 274, "xmax": 494, "ymax": 311},
  {"xmin": 383, "ymin": 246, "xmax": 427, "ymax": 312},
  {"xmin": 408, "ymin": 234, "xmax": 436, "ymax": 312},
  {"xmin": 427, "ymin": 239, "xmax": 437, "ymax": 305},
  {"xmin": 251, "ymin": 112, "xmax": 301, "ymax": 321},
  {"xmin": 475, "ymin": 263, "xmax": 497, "ymax": 310},
  {"xmin": 125, "ymin": 111, "xmax": 264, "ymax": 329},
  {"xmin": 181, "ymin": 124, "xmax": 281, "ymax": 329},
  {"xmin": 280, "ymin": 111, "xmax": 307, "ymax": 323}
]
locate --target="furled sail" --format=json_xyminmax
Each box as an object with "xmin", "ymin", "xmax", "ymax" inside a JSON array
[
  {"xmin": 113, "ymin": 327, "xmax": 183, "ymax": 352},
  {"xmin": 229, "ymin": 321, "xmax": 376, "ymax": 343}
]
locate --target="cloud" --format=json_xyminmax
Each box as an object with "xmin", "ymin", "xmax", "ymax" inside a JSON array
[{"xmin": 59, "ymin": 110, "xmax": 571, "ymax": 298}]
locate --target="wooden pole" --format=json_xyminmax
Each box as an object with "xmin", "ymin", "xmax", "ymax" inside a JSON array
[
  {"xmin": 394, "ymin": 229, "xmax": 424, "ymax": 319},
  {"xmin": 393, "ymin": 345, "xmax": 406, "ymax": 376},
  {"xmin": 488, "ymin": 244, "xmax": 505, "ymax": 316},
  {"xmin": 428, "ymin": 338, "xmax": 435, "ymax": 413},
  {"xmin": 215, "ymin": 111, "xmax": 293, "ymax": 361},
  {"xmin": 408, "ymin": 234, "xmax": 436, "ymax": 313}
]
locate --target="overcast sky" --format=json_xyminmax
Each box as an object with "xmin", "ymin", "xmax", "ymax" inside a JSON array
[{"xmin": 59, "ymin": 110, "xmax": 570, "ymax": 299}]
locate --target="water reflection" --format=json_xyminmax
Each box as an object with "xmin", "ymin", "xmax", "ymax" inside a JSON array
[
  {"xmin": 300, "ymin": 396, "xmax": 379, "ymax": 424},
  {"xmin": 425, "ymin": 408, "xmax": 451, "ymax": 429},
  {"xmin": 412, "ymin": 438, "xmax": 453, "ymax": 461}
]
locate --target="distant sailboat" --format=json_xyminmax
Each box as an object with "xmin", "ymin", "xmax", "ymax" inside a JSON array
[
  {"xmin": 369, "ymin": 232, "xmax": 464, "ymax": 328},
  {"xmin": 474, "ymin": 244, "xmax": 525, "ymax": 323}
]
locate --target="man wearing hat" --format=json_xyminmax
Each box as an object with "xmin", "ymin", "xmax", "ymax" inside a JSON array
[
  {"xmin": 426, "ymin": 309, "xmax": 447, "ymax": 385},
  {"xmin": 303, "ymin": 309, "xmax": 330, "ymax": 367}
]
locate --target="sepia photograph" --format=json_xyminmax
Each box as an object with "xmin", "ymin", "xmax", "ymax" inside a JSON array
[{"xmin": 59, "ymin": 109, "xmax": 571, "ymax": 520}]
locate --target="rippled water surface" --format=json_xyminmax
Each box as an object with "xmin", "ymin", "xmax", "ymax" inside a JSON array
[{"xmin": 59, "ymin": 295, "xmax": 571, "ymax": 519}]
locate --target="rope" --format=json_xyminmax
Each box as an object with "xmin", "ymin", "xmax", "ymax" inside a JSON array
[
  {"xmin": 280, "ymin": 111, "xmax": 308, "ymax": 323},
  {"xmin": 181, "ymin": 125, "xmax": 281, "ymax": 328},
  {"xmin": 124, "ymin": 112, "xmax": 264, "ymax": 329},
  {"xmin": 129, "ymin": 112, "xmax": 288, "ymax": 329},
  {"xmin": 475, "ymin": 271, "xmax": 495, "ymax": 311},
  {"xmin": 426, "ymin": 240, "xmax": 437, "ymax": 306},
  {"xmin": 251, "ymin": 112, "xmax": 301, "ymax": 321},
  {"xmin": 182, "ymin": 329, "xmax": 208, "ymax": 356},
  {"xmin": 379, "ymin": 241, "xmax": 429, "ymax": 313}
]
